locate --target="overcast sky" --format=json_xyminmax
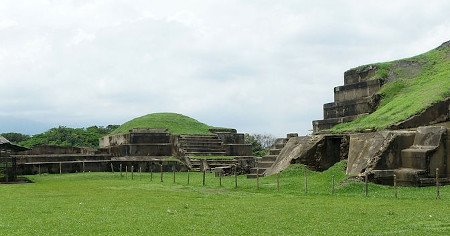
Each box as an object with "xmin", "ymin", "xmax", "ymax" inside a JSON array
[{"xmin": 0, "ymin": 0, "xmax": 449, "ymax": 136}]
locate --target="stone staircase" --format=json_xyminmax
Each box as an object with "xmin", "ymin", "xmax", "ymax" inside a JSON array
[
  {"xmin": 313, "ymin": 66, "xmax": 385, "ymax": 133},
  {"xmin": 247, "ymin": 138, "xmax": 289, "ymax": 178},
  {"xmin": 394, "ymin": 126, "xmax": 448, "ymax": 186},
  {"xmin": 190, "ymin": 159, "xmax": 237, "ymax": 172},
  {"xmin": 179, "ymin": 135, "xmax": 226, "ymax": 156}
]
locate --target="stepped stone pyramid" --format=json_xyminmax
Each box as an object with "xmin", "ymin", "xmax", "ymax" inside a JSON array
[{"xmin": 313, "ymin": 66, "xmax": 385, "ymax": 133}]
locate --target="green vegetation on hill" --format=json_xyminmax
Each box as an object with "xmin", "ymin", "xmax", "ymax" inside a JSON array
[
  {"xmin": 332, "ymin": 41, "xmax": 450, "ymax": 132},
  {"xmin": 19, "ymin": 125, "xmax": 118, "ymax": 148},
  {"xmin": 111, "ymin": 113, "xmax": 218, "ymax": 135},
  {"xmin": 1, "ymin": 161, "xmax": 450, "ymax": 235}
]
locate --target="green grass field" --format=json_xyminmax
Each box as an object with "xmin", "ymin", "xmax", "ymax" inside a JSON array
[{"xmin": 1, "ymin": 162, "xmax": 449, "ymax": 235}]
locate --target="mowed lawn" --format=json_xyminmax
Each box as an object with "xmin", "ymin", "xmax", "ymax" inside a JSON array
[{"xmin": 1, "ymin": 162, "xmax": 450, "ymax": 235}]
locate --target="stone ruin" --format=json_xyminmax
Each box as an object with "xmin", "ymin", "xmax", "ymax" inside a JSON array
[
  {"xmin": 0, "ymin": 136, "xmax": 28, "ymax": 182},
  {"xmin": 11, "ymin": 127, "xmax": 253, "ymax": 175},
  {"xmin": 262, "ymin": 65, "xmax": 450, "ymax": 186}
]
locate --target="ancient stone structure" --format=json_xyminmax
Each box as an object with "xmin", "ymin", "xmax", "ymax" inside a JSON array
[
  {"xmin": 0, "ymin": 136, "xmax": 28, "ymax": 182},
  {"xmin": 99, "ymin": 128, "xmax": 252, "ymax": 158},
  {"xmin": 312, "ymin": 66, "xmax": 384, "ymax": 133},
  {"xmin": 348, "ymin": 123, "xmax": 450, "ymax": 186},
  {"xmin": 247, "ymin": 133, "xmax": 297, "ymax": 178}
]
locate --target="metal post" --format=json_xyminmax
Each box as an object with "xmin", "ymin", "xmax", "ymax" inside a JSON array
[
  {"xmin": 160, "ymin": 164, "xmax": 163, "ymax": 182},
  {"xmin": 125, "ymin": 166, "xmax": 128, "ymax": 179},
  {"xmin": 219, "ymin": 171, "xmax": 222, "ymax": 187},
  {"xmin": 234, "ymin": 165, "xmax": 238, "ymax": 189},
  {"xmin": 82, "ymin": 161, "xmax": 85, "ymax": 173},
  {"xmin": 304, "ymin": 168, "xmax": 308, "ymax": 194},
  {"xmin": 203, "ymin": 170, "xmax": 206, "ymax": 186},
  {"xmin": 131, "ymin": 165, "xmax": 134, "ymax": 180},
  {"xmin": 59, "ymin": 162, "xmax": 62, "ymax": 175},
  {"xmin": 110, "ymin": 163, "xmax": 114, "ymax": 173},
  {"xmin": 150, "ymin": 165, "xmax": 153, "ymax": 181},
  {"xmin": 277, "ymin": 172, "xmax": 280, "ymax": 191},
  {"xmin": 38, "ymin": 165, "xmax": 41, "ymax": 175},
  {"xmin": 365, "ymin": 174, "xmax": 368, "ymax": 197},
  {"xmin": 394, "ymin": 174, "xmax": 398, "ymax": 199},
  {"xmin": 256, "ymin": 167, "xmax": 260, "ymax": 190},
  {"xmin": 436, "ymin": 168, "xmax": 440, "ymax": 199},
  {"xmin": 139, "ymin": 167, "xmax": 142, "ymax": 180},
  {"xmin": 120, "ymin": 163, "xmax": 122, "ymax": 177},
  {"xmin": 173, "ymin": 166, "xmax": 176, "ymax": 184},
  {"xmin": 332, "ymin": 174, "xmax": 335, "ymax": 195},
  {"xmin": 187, "ymin": 170, "xmax": 190, "ymax": 185}
]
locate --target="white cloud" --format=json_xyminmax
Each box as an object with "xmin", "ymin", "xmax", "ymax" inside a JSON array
[{"xmin": 0, "ymin": 0, "xmax": 449, "ymax": 135}]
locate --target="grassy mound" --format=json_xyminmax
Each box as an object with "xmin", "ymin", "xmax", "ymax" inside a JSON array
[
  {"xmin": 111, "ymin": 113, "xmax": 217, "ymax": 135},
  {"xmin": 331, "ymin": 41, "xmax": 450, "ymax": 132}
]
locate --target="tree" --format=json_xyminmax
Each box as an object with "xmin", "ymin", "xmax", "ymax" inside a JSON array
[
  {"xmin": 244, "ymin": 133, "xmax": 276, "ymax": 157},
  {"xmin": 18, "ymin": 125, "xmax": 119, "ymax": 148},
  {"xmin": 0, "ymin": 132, "xmax": 31, "ymax": 144}
]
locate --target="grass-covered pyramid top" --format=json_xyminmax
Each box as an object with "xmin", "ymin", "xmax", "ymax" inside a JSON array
[
  {"xmin": 111, "ymin": 113, "xmax": 217, "ymax": 135},
  {"xmin": 331, "ymin": 40, "xmax": 450, "ymax": 132}
]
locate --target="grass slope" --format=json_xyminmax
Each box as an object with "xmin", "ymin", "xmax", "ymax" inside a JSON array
[
  {"xmin": 111, "ymin": 113, "xmax": 217, "ymax": 135},
  {"xmin": 1, "ymin": 162, "xmax": 450, "ymax": 235},
  {"xmin": 331, "ymin": 41, "xmax": 450, "ymax": 132}
]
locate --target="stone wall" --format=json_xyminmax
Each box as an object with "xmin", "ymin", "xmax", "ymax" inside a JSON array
[{"xmin": 313, "ymin": 66, "xmax": 384, "ymax": 133}]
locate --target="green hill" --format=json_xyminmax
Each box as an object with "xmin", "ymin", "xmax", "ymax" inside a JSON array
[
  {"xmin": 331, "ymin": 41, "xmax": 450, "ymax": 132},
  {"xmin": 111, "ymin": 113, "xmax": 218, "ymax": 135}
]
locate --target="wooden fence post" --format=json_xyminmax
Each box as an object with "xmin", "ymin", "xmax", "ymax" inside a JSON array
[
  {"xmin": 59, "ymin": 162, "xmax": 62, "ymax": 175},
  {"xmin": 110, "ymin": 163, "xmax": 114, "ymax": 173},
  {"xmin": 119, "ymin": 163, "xmax": 122, "ymax": 177},
  {"xmin": 131, "ymin": 165, "xmax": 134, "ymax": 180}
]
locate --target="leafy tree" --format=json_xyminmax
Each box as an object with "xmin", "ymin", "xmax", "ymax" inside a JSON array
[
  {"xmin": 244, "ymin": 133, "xmax": 276, "ymax": 157},
  {"xmin": 18, "ymin": 125, "xmax": 119, "ymax": 148},
  {"xmin": 0, "ymin": 132, "xmax": 31, "ymax": 144}
]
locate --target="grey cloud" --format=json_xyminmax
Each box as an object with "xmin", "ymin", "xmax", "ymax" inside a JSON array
[{"xmin": 0, "ymin": 0, "xmax": 449, "ymax": 136}]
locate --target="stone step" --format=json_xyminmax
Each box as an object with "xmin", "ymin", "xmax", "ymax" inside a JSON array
[
  {"xmin": 334, "ymin": 79, "xmax": 383, "ymax": 103},
  {"xmin": 261, "ymin": 155, "xmax": 277, "ymax": 162},
  {"xmin": 312, "ymin": 114, "xmax": 368, "ymax": 133},
  {"xmin": 256, "ymin": 161, "xmax": 274, "ymax": 169},
  {"xmin": 183, "ymin": 147, "xmax": 225, "ymax": 152},
  {"xmin": 393, "ymin": 168, "xmax": 427, "ymax": 185},
  {"xmin": 179, "ymin": 140, "xmax": 223, "ymax": 146},
  {"xmin": 181, "ymin": 143, "xmax": 223, "ymax": 148},
  {"xmin": 185, "ymin": 152, "xmax": 227, "ymax": 156},
  {"xmin": 269, "ymin": 149, "xmax": 281, "ymax": 155},
  {"xmin": 179, "ymin": 135, "xmax": 218, "ymax": 139},
  {"xmin": 323, "ymin": 97, "xmax": 373, "ymax": 119},
  {"xmin": 401, "ymin": 148, "xmax": 435, "ymax": 169}
]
